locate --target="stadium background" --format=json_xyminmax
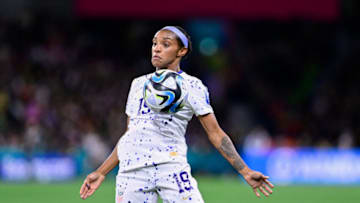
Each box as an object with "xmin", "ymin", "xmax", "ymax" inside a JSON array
[{"xmin": 0, "ymin": 0, "xmax": 359, "ymax": 202}]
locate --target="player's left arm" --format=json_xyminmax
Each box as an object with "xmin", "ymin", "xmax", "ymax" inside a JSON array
[{"xmin": 198, "ymin": 113, "xmax": 274, "ymax": 197}]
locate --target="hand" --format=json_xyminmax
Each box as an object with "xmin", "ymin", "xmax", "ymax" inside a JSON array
[
  {"xmin": 80, "ymin": 171, "xmax": 106, "ymax": 200},
  {"xmin": 243, "ymin": 170, "xmax": 274, "ymax": 198}
]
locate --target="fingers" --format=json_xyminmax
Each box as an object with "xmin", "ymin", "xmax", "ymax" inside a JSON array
[
  {"xmin": 251, "ymin": 178, "xmax": 274, "ymax": 198},
  {"xmin": 81, "ymin": 185, "xmax": 93, "ymax": 199},
  {"xmin": 253, "ymin": 185, "xmax": 273, "ymax": 198},
  {"xmin": 80, "ymin": 179, "xmax": 91, "ymax": 199},
  {"xmin": 258, "ymin": 186, "xmax": 269, "ymax": 197},
  {"xmin": 80, "ymin": 182, "xmax": 86, "ymax": 194},
  {"xmin": 259, "ymin": 176, "xmax": 274, "ymax": 197},
  {"xmin": 259, "ymin": 173, "xmax": 275, "ymax": 188},
  {"xmin": 264, "ymin": 178, "xmax": 275, "ymax": 188},
  {"xmin": 83, "ymin": 189, "xmax": 93, "ymax": 199},
  {"xmin": 80, "ymin": 183, "xmax": 88, "ymax": 199},
  {"xmin": 253, "ymin": 188, "xmax": 261, "ymax": 198},
  {"xmin": 87, "ymin": 187, "xmax": 96, "ymax": 197},
  {"xmin": 247, "ymin": 171, "xmax": 274, "ymax": 198},
  {"xmin": 80, "ymin": 173, "xmax": 104, "ymax": 200},
  {"xmin": 263, "ymin": 183, "xmax": 273, "ymax": 194}
]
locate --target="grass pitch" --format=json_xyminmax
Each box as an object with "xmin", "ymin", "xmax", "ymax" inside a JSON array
[{"xmin": 1, "ymin": 175, "xmax": 359, "ymax": 203}]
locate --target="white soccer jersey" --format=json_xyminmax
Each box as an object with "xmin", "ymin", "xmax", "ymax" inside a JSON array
[{"xmin": 117, "ymin": 71, "xmax": 213, "ymax": 172}]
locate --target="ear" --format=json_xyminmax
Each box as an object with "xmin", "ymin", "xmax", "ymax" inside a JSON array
[{"xmin": 177, "ymin": 47, "xmax": 188, "ymax": 57}]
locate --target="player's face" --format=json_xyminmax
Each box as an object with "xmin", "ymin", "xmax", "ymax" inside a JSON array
[{"xmin": 151, "ymin": 30, "xmax": 183, "ymax": 69}]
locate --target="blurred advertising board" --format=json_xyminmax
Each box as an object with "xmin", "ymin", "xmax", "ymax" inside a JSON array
[
  {"xmin": 0, "ymin": 152, "xmax": 31, "ymax": 181},
  {"xmin": 244, "ymin": 147, "xmax": 360, "ymax": 184},
  {"xmin": 0, "ymin": 150, "xmax": 76, "ymax": 182},
  {"xmin": 2, "ymin": 147, "xmax": 360, "ymax": 184}
]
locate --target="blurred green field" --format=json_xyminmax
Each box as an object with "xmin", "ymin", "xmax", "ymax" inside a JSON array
[{"xmin": 1, "ymin": 175, "xmax": 359, "ymax": 203}]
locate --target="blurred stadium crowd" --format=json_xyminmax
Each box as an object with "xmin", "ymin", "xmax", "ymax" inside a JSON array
[{"xmin": 0, "ymin": 12, "xmax": 359, "ymax": 167}]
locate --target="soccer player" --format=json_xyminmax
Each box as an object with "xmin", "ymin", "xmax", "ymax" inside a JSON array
[{"xmin": 80, "ymin": 26, "xmax": 274, "ymax": 202}]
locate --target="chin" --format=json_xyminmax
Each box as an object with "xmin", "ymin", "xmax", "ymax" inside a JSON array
[
  {"xmin": 151, "ymin": 60, "xmax": 158, "ymax": 66},
  {"xmin": 151, "ymin": 61, "xmax": 165, "ymax": 69}
]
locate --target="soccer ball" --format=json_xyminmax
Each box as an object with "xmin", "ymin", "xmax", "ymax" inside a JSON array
[{"xmin": 143, "ymin": 69, "xmax": 188, "ymax": 113}]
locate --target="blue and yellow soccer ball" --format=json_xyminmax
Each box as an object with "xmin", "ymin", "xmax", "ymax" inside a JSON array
[{"xmin": 143, "ymin": 69, "xmax": 188, "ymax": 113}]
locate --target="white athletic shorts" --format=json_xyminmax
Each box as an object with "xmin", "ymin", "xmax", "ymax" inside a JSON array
[{"xmin": 115, "ymin": 162, "xmax": 204, "ymax": 203}]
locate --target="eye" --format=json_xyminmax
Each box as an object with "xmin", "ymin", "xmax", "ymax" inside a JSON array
[
  {"xmin": 152, "ymin": 42, "xmax": 157, "ymax": 47},
  {"xmin": 163, "ymin": 42, "xmax": 169, "ymax": 48}
]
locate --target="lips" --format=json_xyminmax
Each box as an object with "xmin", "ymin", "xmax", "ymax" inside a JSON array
[{"xmin": 152, "ymin": 55, "xmax": 161, "ymax": 60}]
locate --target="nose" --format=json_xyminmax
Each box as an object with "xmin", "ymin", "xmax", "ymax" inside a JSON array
[{"xmin": 153, "ymin": 44, "xmax": 161, "ymax": 53}]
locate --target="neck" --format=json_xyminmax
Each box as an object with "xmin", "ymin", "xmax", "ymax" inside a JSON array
[
  {"xmin": 167, "ymin": 66, "xmax": 180, "ymax": 72},
  {"xmin": 157, "ymin": 61, "xmax": 181, "ymax": 72}
]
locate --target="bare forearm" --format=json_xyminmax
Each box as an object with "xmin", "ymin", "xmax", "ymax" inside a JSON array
[
  {"xmin": 198, "ymin": 114, "xmax": 250, "ymax": 176},
  {"xmin": 96, "ymin": 117, "xmax": 128, "ymax": 175},
  {"xmin": 95, "ymin": 145, "xmax": 119, "ymax": 176},
  {"xmin": 209, "ymin": 130, "xmax": 250, "ymax": 175}
]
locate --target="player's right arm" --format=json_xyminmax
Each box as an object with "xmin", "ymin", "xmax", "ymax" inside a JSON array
[
  {"xmin": 79, "ymin": 117, "xmax": 130, "ymax": 200},
  {"xmin": 80, "ymin": 77, "xmax": 138, "ymax": 200}
]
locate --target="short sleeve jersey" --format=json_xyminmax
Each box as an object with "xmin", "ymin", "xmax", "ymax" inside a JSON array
[{"xmin": 117, "ymin": 71, "xmax": 213, "ymax": 172}]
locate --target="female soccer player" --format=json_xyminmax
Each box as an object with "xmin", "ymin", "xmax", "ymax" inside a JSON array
[{"xmin": 80, "ymin": 26, "xmax": 274, "ymax": 202}]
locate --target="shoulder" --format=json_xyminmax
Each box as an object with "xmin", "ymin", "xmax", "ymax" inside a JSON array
[
  {"xmin": 130, "ymin": 73, "xmax": 152, "ymax": 87},
  {"xmin": 181, "ymin": 72, "xmax": 208, "ymax": 91},
  {"xmin": 180, "ymin": 71, "xmax": 200, "ymax": 82},
  {"xmin": 182, "ymin": 72, "xmax": 213, "ymax": 112}
]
